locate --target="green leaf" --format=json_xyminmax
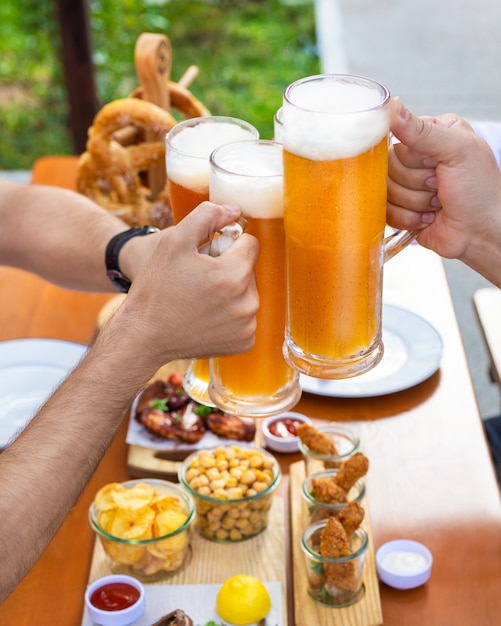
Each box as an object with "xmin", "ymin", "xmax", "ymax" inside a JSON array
[
  {"xmin": 194, "ymin": 404, "xmax": 212, "ymax": 417},
  {"xmin": 317, "ymin": 584, "xmax": 333, "ymax": 600},
  {"xmin": 150, "ymin": 398, "xmax": 169, "ymax": 412}
]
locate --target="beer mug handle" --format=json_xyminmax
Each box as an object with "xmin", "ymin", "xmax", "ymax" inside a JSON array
[
  {"xmin": 384, "ymin": 228, "xmax": 421, "ymax": 263},
  {"xmin": 209, "ymin": 216, "xmax": 248, "ymax": 257}
]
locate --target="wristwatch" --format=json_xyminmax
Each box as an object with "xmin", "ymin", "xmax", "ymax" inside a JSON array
[{"xmin": 105, "ymin": 226, "xmax": 159, "ymax": 293}]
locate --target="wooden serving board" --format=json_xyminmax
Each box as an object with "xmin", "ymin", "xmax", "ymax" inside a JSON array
[
  {"xmin": 87, "ymin": 496, "xmax": 288, "ymax": 623},
  {"xmin": 127, "ymin": 445, "xmax": 182, "ymax": 480},
  {"xmin": 290, "ymin": 461, "xmax": 383, "ymax": 626}
]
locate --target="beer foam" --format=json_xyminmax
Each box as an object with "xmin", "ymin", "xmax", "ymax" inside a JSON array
[
  {"xmin": 166, "ymin": 122, "xmax": 257, "ymax": 192},
  {"xmin": 283, "ymin": 79, "xmax": 389, "ymax": 160},
  {"xmin": 209, "ymin": 142, "xmax": 284, "ymax": 219}
]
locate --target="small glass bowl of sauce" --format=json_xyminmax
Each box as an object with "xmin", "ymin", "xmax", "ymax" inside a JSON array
[
  {"xmin": 262, "ymin": 412, "xmax": 312, "ymax": 453},
  {"xmin": 85, "ymin": 574, "xmax": 145, "ymax": 626}
]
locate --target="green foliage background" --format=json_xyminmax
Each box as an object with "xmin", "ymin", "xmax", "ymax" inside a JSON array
[{"xmin": 0, "ymin": 0, "xmax": 319, "ymax": 169}]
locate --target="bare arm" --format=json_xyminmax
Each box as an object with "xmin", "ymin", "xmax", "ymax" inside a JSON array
[
  {"xmin": 388, "ymin": 97, "xmax": 501, "ymax": 287},
  {"xmin": 0, "ymin": 180, "xmax": 162, "ymax": 291},
  {"xmin": 0, "ymin": 202, "xmax": 259, "ymax": 601}
]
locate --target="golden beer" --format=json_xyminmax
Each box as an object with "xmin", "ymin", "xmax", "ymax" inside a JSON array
[
  {"xmin": 168, "ymin": 182, "xmax": 207, "ymax": 224},
  {"xmin": 166, "ymin": 116, "xmax": 259, "ymax": 224},
  {"xmin": 165, "ymin": 117, "xmax": 258, "ymax": 404},
  {"xmin": 282, "ymin": 74, "xmax": 391, "ymax": 378},
  {"xmin": 208, "ymin": 140, "xmax": 301, "ymax": 417}
]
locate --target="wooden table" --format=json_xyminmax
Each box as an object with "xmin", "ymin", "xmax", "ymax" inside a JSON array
[{"xmin": 1, "ymin": 156, "xmax": 500, "ymax": 625}]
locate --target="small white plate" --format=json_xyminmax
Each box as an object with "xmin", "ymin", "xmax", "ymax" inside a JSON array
[
  {"xmin": 300, "ymin": 305, "xmax": 443, "ymax": 398},
  {"xmin": 0, "ymin": 338, "xmax": 87, "ymax": 448}
]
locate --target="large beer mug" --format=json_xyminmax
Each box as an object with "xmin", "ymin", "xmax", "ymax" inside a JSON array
[
  {"xmin": 208, "ymin": 139, "xmax": 301, "ymax": 417},
  {"xmin": 165, "ymin": 116, "xmax": 259, "ymax": 404},
  {"xmin": 281, "ymin": 74, "xmax": 415, "ymax": 379}
]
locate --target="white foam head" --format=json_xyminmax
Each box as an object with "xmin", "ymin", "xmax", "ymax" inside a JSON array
[
  {"xmin": 166, "ymin": 118, "xmax": 258, "ymax": 193},
  {"xmin": 209, "ymin": 141, "xmax": 284, "ymax": 219},
  {"xmin": 282, "ymin": 76, "xmax": 389, "ymax": 160}
]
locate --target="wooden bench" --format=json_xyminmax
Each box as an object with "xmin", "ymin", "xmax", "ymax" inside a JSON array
[{"xmin": 473, "ymin": 287, "xmax": 501, "ymax": 386}]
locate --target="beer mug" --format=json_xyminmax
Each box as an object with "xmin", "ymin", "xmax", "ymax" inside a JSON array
[
  {"xmin": 273, "ymin": 106, "xmax": 284, "ymax": 143},
  {"xmin": 208, "ymin": 139, "xmax": 301, "ymax": 417},
  {"xmin": 281, "ymin": 74, "xmax": 416, "ymax": 379},
  {"xmin": 165, "ymin": 116, "xmax": 259, "ymax": 404}
]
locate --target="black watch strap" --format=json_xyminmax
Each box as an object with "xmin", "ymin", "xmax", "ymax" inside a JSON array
[{"xmin": 105, "ymin": 226, "xmax": 159, "ymax": 293}]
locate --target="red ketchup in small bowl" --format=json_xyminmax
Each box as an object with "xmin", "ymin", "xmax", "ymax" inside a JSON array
[
  {"xmin": 268, "ymin": 416, "xmax": 302, "ymax": 439},
  {"xmin": 262, "ymin": 412, "xmax": 312, "ymax": 453},
  {"xmin": 90, "ymin": 582, "xmax": 140, "ymax": 612},
  {"xmin": 85, "ymin": 574, "xmax": 145, "ymax": 626}
]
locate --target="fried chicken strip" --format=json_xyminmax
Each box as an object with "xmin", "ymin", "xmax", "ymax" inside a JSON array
[
  {"xmin": 298, "ymin": 423, "xmax": 339, "ymax": 456},
  {"xmin": 336, "ymin": 501, "xmax": 365, "ymax": 539},
  {"xmin": 319, "ymin": 517, "xmax": 358, "ymax": 592},
  {"xmin": 333, "ymin": 452, "xmax": 369, "ymax": 491},
  {"xmin": 311, "ymin": 476, "xmax": 347, "ymax": 504}
]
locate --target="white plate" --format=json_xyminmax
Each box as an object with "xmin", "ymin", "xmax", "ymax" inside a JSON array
[
  {"xmin": 0, "ymin": 338, "xmax": 87, "ymax": 448},
  {"xmin": 300, "ymin": 305, "xmax": 443, "ymax": 398},
  {"xmin": 81, "ymin": 581, "xmax": 283, "ymax": 626}
]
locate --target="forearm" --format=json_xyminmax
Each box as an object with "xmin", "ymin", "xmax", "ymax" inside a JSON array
[
  {"xmin": 458, "ymin": 192, "xmax": 501, "ymax": 288},
  {"xmin": 0, "ymin": 322, "xmax": 162, "ymax": 602},
  {"xmin": 0, "ymin": 181, "xmax": 154, "ymax": 291}
]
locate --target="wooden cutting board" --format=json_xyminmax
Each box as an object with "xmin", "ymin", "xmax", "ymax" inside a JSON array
[{"xmin": 290, "ymin": 460, "xmax": 383, "ymax": 626}]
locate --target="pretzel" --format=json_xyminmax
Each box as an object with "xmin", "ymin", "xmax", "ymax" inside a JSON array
[
  {"xmin": 131, "ymin": 80, "xmax": 210, "ymax": 119},
  {"xmin": 76, "ymin": 82, "xmax": 210, "ymax": 228},
  {"xmin": 77, "ymin": 98, "xmax": 176, "ymax": 227}
]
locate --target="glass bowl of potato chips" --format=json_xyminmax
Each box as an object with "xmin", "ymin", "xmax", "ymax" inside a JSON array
[
  {"xmin": 89, "ymin": 479, "xmax": 194, "ymax": 582},
  {"xmin": 179, "ymin": 445, "xmax": 281, "ymax": 543}
]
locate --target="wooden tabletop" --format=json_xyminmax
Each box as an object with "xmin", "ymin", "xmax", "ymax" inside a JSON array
[{"xmin": 1, "ymin": 155, "xmax": 500, "ymax": 625}]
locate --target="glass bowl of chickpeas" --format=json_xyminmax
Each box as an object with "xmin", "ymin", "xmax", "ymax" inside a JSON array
[{"xmin": 178, "ymin": 445, "xmax": 281, "ymax": 543}]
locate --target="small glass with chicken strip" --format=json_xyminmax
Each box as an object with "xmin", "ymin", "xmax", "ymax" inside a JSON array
[
  {"xmin": 297, "ymin": 422, "xmax": 361, "ymax": 475},
  {"xmin": 301, "ymin": 518, "xmax": 368, "ymax": 607},
  {"xmin": 302, "ymin": 468, "xmax": 366, "ymax": 524}
]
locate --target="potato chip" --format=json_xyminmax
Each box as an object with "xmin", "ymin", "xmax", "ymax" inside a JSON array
[
  {"xmin": 95, "ymin": 482, "xmax": 126, "ymax": 511},
  {"xmin": 103, "ymin": 539, "xmax": 146, "ymax": 565},
  {"xmin": 110, "ymin": 506, "xmax": 155, "ymax": 540},
  {"xmin": 97, "ymin": 510, "xmax": 116, "ymax": 534},
  {"xmin": 111, "ymin": 482, "xmax": 156, "ymax": 510},
  {"xmin": 148, "ymin": 533, "xmax": 187, "ymax": 558},
  {"xmin": 152, "ymin": 494, "xmax": 185, "ymax": 513},
  {"xmin": 155, "ymin": 509, "xmax": 188, "ymax": 537}
]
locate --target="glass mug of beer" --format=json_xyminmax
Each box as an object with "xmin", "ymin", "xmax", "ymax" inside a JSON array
[
  {"xmin": 281, "ymin": 74, "xmax": 416, "ymax": 379},
  {"xmin": 273, "ymin": 106, "xmax": 284, "ymax": 143},
  {"xmin": 208, "ymin": 139, "xmax": 301, "ymax": 417},
  {"xmin": 165, "ymin": 116, "xmax": 259, "ymax": 404}
]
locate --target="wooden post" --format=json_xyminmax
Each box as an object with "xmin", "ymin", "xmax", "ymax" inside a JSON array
[{"xmin": 54, "ymin": 0, "xmax": 99, "ymax": 154}]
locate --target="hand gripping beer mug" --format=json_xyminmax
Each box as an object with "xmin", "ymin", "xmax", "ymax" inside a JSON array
[
  {"xmin": 208, "ymin": 139, "xmax": 301, "ymax": 417},
  {"xmin": 281, "ymin": 74, "xmax": 416, "ymax": 379},
  {"xmin": 165, "ymin": 116, "xmax": 259, "ymax": 404}
]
